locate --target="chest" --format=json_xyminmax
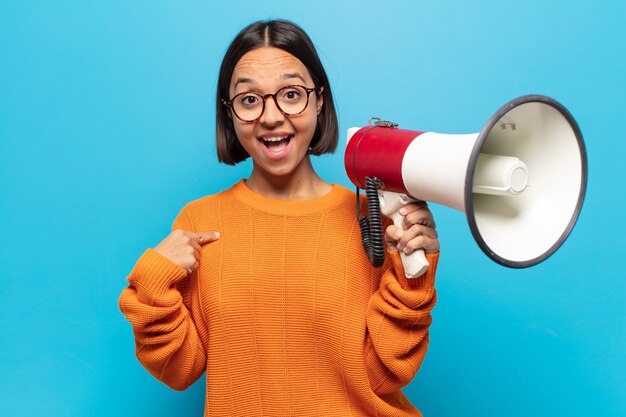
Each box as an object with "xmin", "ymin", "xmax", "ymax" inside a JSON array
[{"xmin": 192, "ymin": 210, "xmax": 379, "ymax": 337}]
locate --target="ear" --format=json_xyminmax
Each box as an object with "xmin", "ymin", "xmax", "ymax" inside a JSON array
[
  {"xmin": 221, "ymin": 98, "xmax": 233, "ymax": 120},
  {"xmin": 316, "ymin": 86, "xmax": 324, "ymax": 115}
]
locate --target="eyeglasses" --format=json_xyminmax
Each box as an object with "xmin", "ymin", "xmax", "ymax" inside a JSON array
[{"xmin": 222, "ymin": 85, "xmax": 320, "ymax": 123}]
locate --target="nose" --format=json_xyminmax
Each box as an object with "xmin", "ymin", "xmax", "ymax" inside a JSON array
[{"xmin": 259, "ymin": 95, "xmax": 285, "ymax": 127}]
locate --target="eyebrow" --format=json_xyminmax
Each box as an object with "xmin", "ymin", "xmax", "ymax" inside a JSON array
[
  {"xmin": 232, "ymin": 72, "xmax": 308, "ymax": 90},
  {"xmin": 280, "ymin": 72, "xmax": 307, "ymax": 83},
  {"xmin": 233, "ymin": 77, "xmax": 254, "ymax": 90}
]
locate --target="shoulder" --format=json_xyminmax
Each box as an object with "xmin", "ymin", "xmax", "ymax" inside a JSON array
[
  {"xmin": 176, "ymin": 181, "xmax": 241, "ymax": 224},
  {"xmin": 332, "ymin": 183, "xmax": 357, "ymax": 201}
]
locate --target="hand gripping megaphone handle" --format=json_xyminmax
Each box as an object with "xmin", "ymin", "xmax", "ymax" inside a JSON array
[
  {"xmin": 379, "ymin": 190, "xmax": 430, "ymax": 278},
  {"xmin": 389, "ymin": 212, "xmax": 430, "ymax": 278}
]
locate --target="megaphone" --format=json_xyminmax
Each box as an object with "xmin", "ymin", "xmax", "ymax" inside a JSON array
[{"xmin": 345, "ymin": 95, "xmax": 587, "ymax": 278}]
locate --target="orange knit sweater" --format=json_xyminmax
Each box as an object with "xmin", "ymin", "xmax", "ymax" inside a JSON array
[{"xmin": 119, "ymin": 180, "xmax": 439, "ymax": 417}]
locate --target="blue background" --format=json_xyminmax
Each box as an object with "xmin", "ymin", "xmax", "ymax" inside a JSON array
[{"xmin": 1, "ymin": 1, "xmax": 624, "ymax": 416}]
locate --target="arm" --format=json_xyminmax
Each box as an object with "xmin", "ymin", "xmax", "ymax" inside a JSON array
[
  {"xmin": 365, "ymin": 202, "xmax": 440, "ymax": 394},
  {"xmin": 118, "ymin": 207, "xmax": 214, "ymax": 390},
  {"xmin": 364, "ymin": 249, "xmax": 439, "ymax": 394}
]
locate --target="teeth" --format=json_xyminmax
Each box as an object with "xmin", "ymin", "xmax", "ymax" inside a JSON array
[{"xmin": 262, "ymin": 136, "xmax": 289, "ymax": 142}]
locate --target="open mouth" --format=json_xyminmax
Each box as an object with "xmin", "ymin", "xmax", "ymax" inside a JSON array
[{"xmin": 260, "ymin": 135, "xmax": 292, "ymax": 153}]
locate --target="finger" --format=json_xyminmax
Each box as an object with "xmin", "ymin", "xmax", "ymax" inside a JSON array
[
  {"xmin": 185, "ymin": 231, "xmax": 221, "ymax": 244},
  {"xmin": 183, "ymin": 261, "xmax": 198, "ymax": 275},
  {"xmin": 196, "ymin": 231, "xmax": 221, "ymax": 244},
  {"xmin": 386, "ymin": 225, "xmax": 411, "ymax": 242},
  {"xmin": 180, "ymin": 244, "xmax": 200, "ymax": 263},
  {"xmin": 408, "ymin": 223, "xmax": 439, "ymax": 240},
  {"xmin": 397, "ymin": 224, "xmax": 438, "ymax": 250},
  {"xmin": 385, "ymin": 225, "xmax": 403, "ymax": 248},
  {"xmin": 180, "ymin": 239, "xmax": 201, "ymax": 261},
  {"xmin": 398, "ymin": 201, "xmax": 428, "ymax": 216},
  {"xmin": 403, "ymin": 209, "xmax": 436, "ymax": 229},
  {"xmin": 402, "ymin": 235, "xmax": 440, "ymax": 254},
  {"xmin": 189, "ymin": 239, "xmax": 202, "ymax": 253}
]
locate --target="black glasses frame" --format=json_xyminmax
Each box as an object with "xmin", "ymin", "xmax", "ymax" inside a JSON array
[{"xmin": 222, "ymin": 85, "xmax": 320, "ymax": 123}]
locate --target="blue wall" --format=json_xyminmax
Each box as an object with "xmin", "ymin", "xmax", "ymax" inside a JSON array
[{"xmin": 1, "ymin": 1, "xmax": 624, "ymax": 416}]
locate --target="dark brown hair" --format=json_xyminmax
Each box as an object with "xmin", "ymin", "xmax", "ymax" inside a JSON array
[{"xmin": 216, "ymin": 20, "xmax": 338, "ymax": 165}]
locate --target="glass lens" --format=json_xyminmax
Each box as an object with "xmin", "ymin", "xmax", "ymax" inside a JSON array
[
  {"xmin": 232, "ymin": 92, "xmax": 263, "ymax": 121},
  {"xmin": 276, "ymin": 85, "xmax": 308, "ymax": 115}
]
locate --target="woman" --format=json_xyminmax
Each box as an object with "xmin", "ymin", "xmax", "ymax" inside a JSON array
[{"xmin": 119, "ymin": 19, "xmax": 440, "ymax": 417}]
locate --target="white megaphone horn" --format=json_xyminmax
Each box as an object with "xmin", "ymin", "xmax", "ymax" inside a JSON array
[{"xmin": 345, "ymin": 95, "xmax": 587, "ymax": 278}]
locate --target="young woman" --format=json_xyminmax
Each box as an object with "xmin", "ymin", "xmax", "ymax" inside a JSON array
[{"xmin": 119, "ymin": 19, "xmax": 440, "ymax": 417}]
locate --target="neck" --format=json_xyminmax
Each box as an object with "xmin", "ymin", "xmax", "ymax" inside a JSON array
[{"xmin": 246, "ymin": 156, "xmax": 332, "ymax": 200}]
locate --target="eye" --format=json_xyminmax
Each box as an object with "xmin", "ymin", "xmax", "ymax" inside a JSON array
[
  {"xmin": 238, "ymin": 94, "xmax": 260, "ymax": 107},
  {"xmin": 281, "ymin": 88, "xmax": 303, "ymax": 101}
]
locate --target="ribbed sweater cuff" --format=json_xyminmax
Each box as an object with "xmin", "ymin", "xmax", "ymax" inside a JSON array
[
  {"xmin": 388, "ymin": 250, "xmax": 439, "ymax": 290},
  {"xmin": 127, "ymin": 249, "xmax": 188, "ymax": 299}
]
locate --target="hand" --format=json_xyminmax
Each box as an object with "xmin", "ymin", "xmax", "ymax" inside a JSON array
[
  {"xmin": 385, "ymin": 202, "xmax": 440, "ymax": 255},
  {"xmin": 153, "ymin": 229, "xmax": 221, "ymax": 275}
]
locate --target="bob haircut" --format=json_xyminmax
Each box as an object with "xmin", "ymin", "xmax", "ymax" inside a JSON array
[{"xmin": 216, "ymin": 19, "xmax": 339, "ymax": 165}]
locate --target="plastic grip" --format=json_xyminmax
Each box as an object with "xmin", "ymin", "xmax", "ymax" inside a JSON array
[{"xmin": 389, "ymin": 211, "xmax": 430, "ymax": 278}]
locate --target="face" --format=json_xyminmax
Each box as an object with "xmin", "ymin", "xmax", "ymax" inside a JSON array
[{"xmin": 228, "ymin": 47, "xmax": 323, "ymax": 179}]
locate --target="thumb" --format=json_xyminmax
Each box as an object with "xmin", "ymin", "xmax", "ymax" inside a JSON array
[
  {"xmin": 385, "ymin": 225, "xmax": 403, "ymax": 240},
  {"xmin": 188, "ymin": 231, "xmax": 221, "ymax": 244}
]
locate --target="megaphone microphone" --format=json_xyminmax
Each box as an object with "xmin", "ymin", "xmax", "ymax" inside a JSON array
[{"xmin": 345, "ymin": 95, "xmax": 587, "ymax": 278}]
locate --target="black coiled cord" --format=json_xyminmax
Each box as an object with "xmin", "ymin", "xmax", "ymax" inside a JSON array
[{"xmin": 356, "ymin": 177, "xmax": 385, "ymax": 267}]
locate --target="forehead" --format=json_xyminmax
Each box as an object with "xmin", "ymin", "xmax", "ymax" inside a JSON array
[{"xmin": 231, "ymin": 47, "xmax": 313, "ymax": 90}]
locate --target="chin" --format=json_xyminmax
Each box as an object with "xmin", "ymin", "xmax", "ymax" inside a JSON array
[
  {"xmin": 258, "ymin": 162, "xmax": 293, "ymax": 178},
  {"xmin": 269, "ymin": 167, "xmax": 295, "ymax": 178}
]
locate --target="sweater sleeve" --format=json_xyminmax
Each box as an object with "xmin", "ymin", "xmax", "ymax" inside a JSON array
[
  {"xmin": 364, "ymin": 249, "xmax": 439, "ymax": 395},
  {"xmin": 118, "ymin": 207, "xmax": 207, "ymax": 391}
]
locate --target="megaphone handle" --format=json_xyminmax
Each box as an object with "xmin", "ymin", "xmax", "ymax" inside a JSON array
[{"xmin": 389, "ymin": 211, "xmax": 430, "ymax": 278}]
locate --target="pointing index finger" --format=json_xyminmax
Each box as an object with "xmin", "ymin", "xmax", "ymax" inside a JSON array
[{"xmin": 184, "ymin": 230, "xmax": 221, "ymax": 244}]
